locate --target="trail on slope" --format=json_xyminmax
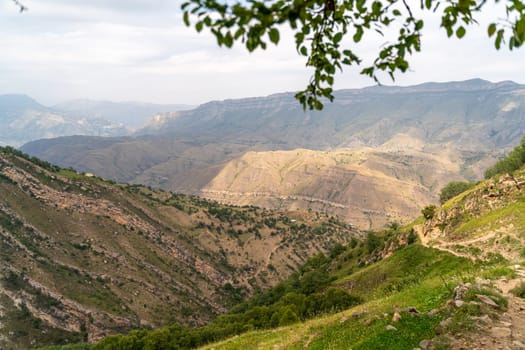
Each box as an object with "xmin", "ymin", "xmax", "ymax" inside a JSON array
[{"xmin": 417, "ymin": 227, "xmax": 525, "ymax": 349}]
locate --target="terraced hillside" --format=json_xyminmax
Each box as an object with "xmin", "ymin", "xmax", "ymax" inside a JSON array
[{"xmin": 0, "ymin": 148, "xmax": 358, "ymax": 349}]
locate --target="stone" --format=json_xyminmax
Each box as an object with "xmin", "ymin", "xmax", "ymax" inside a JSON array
[
  {"xmin": 490, "ymin": 326, "xmax": 511, "ymax": 338},
  {"xmin": 472, "ymin": 314, "xmax": 491, "ymax": 323},
  {"xmin": 477, "ymin": 294, "xmax": 499, "ymax": 307},
  {"xmin": 339, "ymin": 316, "xmax": 348, "ymax": 323},
  {"xmin": 513, "ymin": 340, "xmax": 525, "ymax": 349},
  {"xmin": 435, "ymin": 317, "xmax": 452, "ymax": 335},
  {"xmin": 427, "ymin": 308, "xmax": 440, "ymax": 316},
  {"xmin": 386, "ymin": 325, "xmax": 397, "ymax": 331},
  {"xmin": 475, "ymin": 277, "xmax": 491, "ymax": 286},
  {"xmin": 406, "ymin": 306, "xmax": 419, "ymax": 314},
  {"xmin": 392, "ymin": 311, "xmax": 402, "ymax": 322},
  {"xmin": 454, "ymin": 300, "xmax": 464, "ymax": 308},
  {"xmin": 419, "ymin": 339, "xmax": 431, "ymax": 350}
]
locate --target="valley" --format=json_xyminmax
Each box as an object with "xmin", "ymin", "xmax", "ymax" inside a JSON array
[
  {"xmin": 21, "ymin": 79, "xmax": 525, "ymax": 229},
  {"xmin": 0, "ymin": 148, "xmax": 357, "ymax": 349}
]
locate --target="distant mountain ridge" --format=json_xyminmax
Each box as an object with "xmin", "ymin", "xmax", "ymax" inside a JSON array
[
  {"xmin": 21, "ymin": 79, "xmax": 525, "ymax": 229},
  {"xmin": 0, "ymin": 95, "xmax": 191, "ymax": 147}
]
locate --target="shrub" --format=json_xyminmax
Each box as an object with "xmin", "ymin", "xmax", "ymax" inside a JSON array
[
  {"xmin": 510, "ymin": 281, "xmax": 525, "ymax": 298},
  {"xmin": 439, "ymin": 181, "xmax": 475, "ymax": 204},
  {"xmin": 421, "ymin": 205, "xmax": 436, "ymax": 220}
]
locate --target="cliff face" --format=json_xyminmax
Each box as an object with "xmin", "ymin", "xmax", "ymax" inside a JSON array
[{"xmin": 0, "ymin": 149, "xmax": 358, "ymax": 349}]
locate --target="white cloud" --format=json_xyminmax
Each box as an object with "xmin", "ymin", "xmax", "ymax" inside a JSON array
[{"xmin": 0, "ymin": 0, "xmax": 524, "ymax": 106}]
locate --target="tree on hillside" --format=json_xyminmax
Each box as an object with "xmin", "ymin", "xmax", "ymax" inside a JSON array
[
  {"xmin": 485, "ymin": 135, "xmax": 525, "ymax": 178},
  {"xmin": 182, "ymin": 0, "xmax": 525, "ymax": 109},
  {"xmin": 439, "ymin": 181, "xmax": 475, "ymax": 204}
]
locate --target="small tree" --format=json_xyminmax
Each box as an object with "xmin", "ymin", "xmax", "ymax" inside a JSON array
[
  {"xmin": 439, "ymin": 181, "xmax": 474, "ymax": 204},
  {"xmin": 421, "ymin": 205, "xmax": 436, "ymax": 220}
]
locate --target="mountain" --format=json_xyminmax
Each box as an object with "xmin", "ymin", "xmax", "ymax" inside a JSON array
[
  {"xmin": 0, "ymin": 95, "xmax": 191, "ymax": 147},
  {"xmin": 85, "ymin": 161, "xmax": 525, "ymax": 350},
  {"xmin": 0, "ymin": 148, "xmax": 357, "ymax": 349},
  {"xmin": 21, "ymin": 79, "xmax": 525, "ymax": 229},
  {"xmin": 0, "ymin": 95, "xmax": 127, "ymax": 147},
  {"xmin": 53, "ymin": 100, "xmax": 193, "ymax": 131}
]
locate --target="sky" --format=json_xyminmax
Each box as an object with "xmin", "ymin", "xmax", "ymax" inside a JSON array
[{"xmin": 1, "ymin": 0, "xmax": 524, "ymax": 106}]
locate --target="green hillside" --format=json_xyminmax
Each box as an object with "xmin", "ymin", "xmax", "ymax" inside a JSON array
[{"xmin": 77, "ymin": 161, "xmax": 525, "ymax": 350}]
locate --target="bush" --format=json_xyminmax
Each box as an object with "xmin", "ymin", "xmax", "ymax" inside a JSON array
[
  {"xmin": 485, "ymin": 135, "xmax": 525, "ymax": 178},
  {"xmin": 439, "ymin": 181, "xmax": 475, "ymax": 204},
  {"xmin": 421, "ymin": 205, "xmax": 436, "ymax": 220},
  {"xmin": 510, "ymin": 281, "xmax": 525, "ymax": 298}
]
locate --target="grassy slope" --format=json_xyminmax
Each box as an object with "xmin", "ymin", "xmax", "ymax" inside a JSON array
[
  {"xmin": 199, "ymin": 244, "xmax": 468, "ymax": 349},
  {"xmin": 199, "ymin": 167, "xmax": 525, "ymax": 349}
]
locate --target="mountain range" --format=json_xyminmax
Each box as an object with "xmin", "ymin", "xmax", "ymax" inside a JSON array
[
  {"xmin": 0, "ymin": 95, "xmax": 191, "ymax": 147},
  {"xmin": 21, "ymin": 79, "xmax": 525, "ymax": 229}
]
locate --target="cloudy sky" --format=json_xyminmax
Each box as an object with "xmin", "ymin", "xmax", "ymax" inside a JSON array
[{"xmin": 1, "ymin": 0, "xmax": 524, "ymax": 106}]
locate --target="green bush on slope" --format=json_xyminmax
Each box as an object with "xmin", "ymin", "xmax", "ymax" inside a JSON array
[{"xmin": 485, "ymin": 135, "xmax": 525, "ymax": 178}]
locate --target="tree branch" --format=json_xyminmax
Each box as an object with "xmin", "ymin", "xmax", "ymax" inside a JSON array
[{"xmin": 11, "ymin": 0, "xmax": 27, "ymax": 12}]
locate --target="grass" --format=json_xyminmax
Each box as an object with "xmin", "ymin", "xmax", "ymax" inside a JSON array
[
  {"xmin": 201, "ymin": 245, "xmax": 477, "ymax": 350},
  {"xmin": 510, "ymin": 281, "xmax": 525, "ymax": 298},
  {"xmin": 454, "ymin": 199, "xmax": 525, "ymax": 236}
]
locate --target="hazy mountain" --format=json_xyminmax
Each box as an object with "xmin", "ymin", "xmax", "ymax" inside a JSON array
[
  {"xmin": 0, "ymin": 148, "xmax": 356, "ymax": 349},
  {"xmin": 21, "ymin": 79, "xmax": 525, "ymax": 229},
  {"xmin": 54, "ymin": 99, "xmax": 193, "ymax": 130},
  {"xmin": 0, "ymin": 95, "xmax": 192, "ymax": 147}
]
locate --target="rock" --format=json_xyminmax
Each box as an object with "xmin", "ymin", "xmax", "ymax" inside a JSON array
[
  {"xmin": 454, "ymin": 300, "xmax": 464, "ymax": 308},
  {"xmin": 386, "ymin": 325, "xmax": 397, "ymax": 331},
  {"xmin": 435, "ymin": 317, "xmax": 452, "ymax": 335},
  {"xmin": 339, "ymin": 316, "xmax": 348, "ymax": 323},
  {"xmin": 513, "ymin": 340, "xmax": 525, "ymax": 349},
  {"xmin": 392, "ymin": 311, "xmax": 402, "ymax": 322},
  {"xmin": 453, "ymin": 283, "xmax": 469, "ymax": 300},
  {"xmin": 499, "ymin": 321, "xmax": 512, "ymax": 327},
  {"xmin": 419, "ymin": 339, "xmax": 432, "ymax": 350},
  {"xmin": 427, "ymin": 308, "xmax": 440, "ymax": 316},
  {"xmin": 490, "ymin": 326, "xmax": 511, "ymax": 338},
  {"xmin": 475, "ymin": 277, "xmax": 491, "ymax": 286},
  {"xmin": 472, "ymin": 314, "xmax": 491, "ymax": 323},
  {"xmin": 351, "ymin": 310, "xmax": 368, "ymax": 319},
  {"xmin": 477, "ymin": 294, "xmax": 499, "ymax": 307},
  {"xmin": 406, "ymin": 306, "xmax": 419, "ymax": 314}
]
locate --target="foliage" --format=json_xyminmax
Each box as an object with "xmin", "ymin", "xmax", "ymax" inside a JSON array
[
  {"xmin": 90, "ymin": 252, "xmax": 362, "ymax": 350},
  {"xmin": 485, "ymin": 135, "xmax": 525, "ymax": 178},
  {"xmin": 182, "ymin": 0, "xmax": 525, "ymax": 110},
  {"xmin": 439, "ymin": 181, "xmax": 475, "ymax": 204},
  {"xmin": 421, "ymin": 205, "xmax": 436, "ymax": 220},
  {"xmin": 510, "ymin": 281, "xmax": 525, "ymax": 298},
  {"xmin": 407, "ymin": 228, "xmax": 417, "ymax": 244}
]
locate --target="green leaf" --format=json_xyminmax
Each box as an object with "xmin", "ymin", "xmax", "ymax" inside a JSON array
[
  {"xmin": 196, "ymin": 21, "xmax": 204, "ymax": 32},
  {"xmin": 333, "ymin": 32, "xmax": 343, "ymax": 44},
  {"xmin": 353, "ymin": 27, "xmax": 363, "ymax": 42},
  {"xmin": 456, "ymin": 26, "xmax": 466, "ymax": 39},
  {"xmin": 488, "ymin": 23, "xmax": 497, "ymax": 37},
  {"xmin": 183, "ymin": 12, "xmax": 190, "ymax": 26},
  {"xmin": 269, "ymin": 28, "xmax": 280, "ymax": 44}
]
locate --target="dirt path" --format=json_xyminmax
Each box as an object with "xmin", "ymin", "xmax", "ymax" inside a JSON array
[
  {"xmin": 417, "ymin": 226, "xmax": 525, "ymax": 349},
  {"xmin": 451, "ymin": 271, "xmax": 525, "ymax": 350}
]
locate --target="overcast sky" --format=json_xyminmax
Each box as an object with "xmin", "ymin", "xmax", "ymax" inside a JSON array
[{"xmin": 1, "ymin": 0, "xmax": 524, "ymax": 106}]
